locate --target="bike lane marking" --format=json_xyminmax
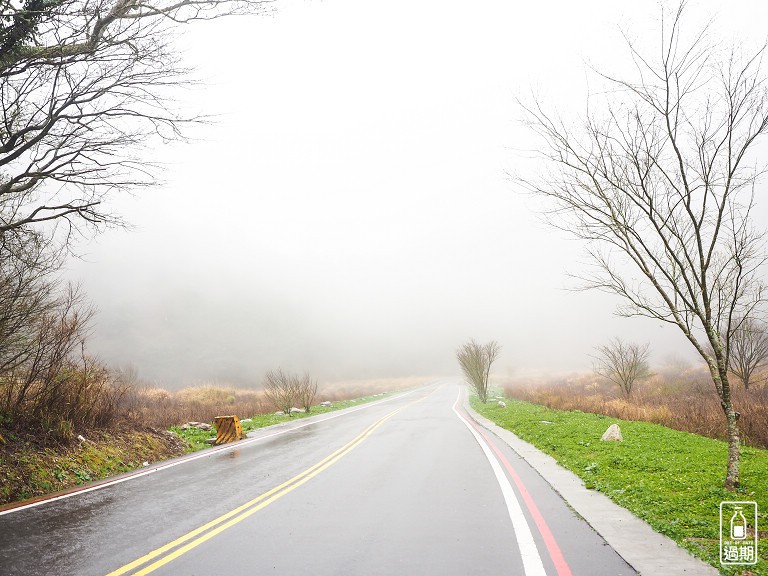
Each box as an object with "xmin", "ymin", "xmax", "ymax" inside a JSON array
[{"xmin": 453, "ymin": 389, "xmax": 573, "ymax": 576}]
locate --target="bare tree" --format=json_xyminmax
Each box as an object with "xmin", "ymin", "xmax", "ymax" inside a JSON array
[
  {"xmin": 0, "ymin": 277, "xmax": 100, "ymax": 436},
  {"xmin": 0, "ymin": 231, "xmax": 60, "ymax": 377},
  {"xmin": 728, "ymin": 318, "xmax": 768, "ymax": 390},
  {"xmin": 593, "ymin": 338, "xmax": 652, "ymax": 398},
  {"xmin": 0, "ymin": 227, "xmax": 136, "ymax": 438},
  {"xmin": 519, "ymin": 3, "xmax": 767, "ymax": 488},
  {"xmin": 296, "ymin": 372, "xmax": 318, "ymax": 414},
  {"xmin": 263, "ymin": 368, "xmax": 301, "ymax": 417},
  {"xmin": 457, "ymin": 339, "xmax": 500, "ymax": 403},
  {"xmin": 0, "ymin": 0, "xmax": 269, "ymax": 246},
  {"xmin": 0, "ymin": 0, "xmax": 269, "ymax": 438}
]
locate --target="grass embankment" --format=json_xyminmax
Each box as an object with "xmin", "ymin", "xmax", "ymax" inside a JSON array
[
  {"xmin": 172, "ymin": 393, "xmax": 393, "ymax": 451},
  {"xmin": 471, "ymin": 396, "xmax": 768, "ymax": 576},
  {"xmin": 0, "ymin": 427, "xmax": 187, "ymax": 505}
]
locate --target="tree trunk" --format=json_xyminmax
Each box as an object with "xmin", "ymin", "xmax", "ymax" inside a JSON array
[
  {"xmin": 715, "ymin": 364, "xmax": 741, "ymax": 490},
  {"xmin": 724, "ymin": 406, "xmax": 741, "ymax": 490}
]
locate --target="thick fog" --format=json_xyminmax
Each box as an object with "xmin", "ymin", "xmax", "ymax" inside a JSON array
[{"xmin": 64, "ymin": 0, "xmax": 768, "ymax": 388}]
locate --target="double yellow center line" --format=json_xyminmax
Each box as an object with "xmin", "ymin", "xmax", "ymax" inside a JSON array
[{"xmin": 107, "ymin": 393, "xmax": 428, "ymax": 576}]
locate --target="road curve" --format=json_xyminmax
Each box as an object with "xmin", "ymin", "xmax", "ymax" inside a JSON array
[{"xmin": 0, "ymin": 382, "xmax": 637, "ymax": 576}]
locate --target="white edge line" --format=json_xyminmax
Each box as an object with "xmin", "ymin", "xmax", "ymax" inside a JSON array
[
  {"xmin": 452, "ymin": 388, "xmax": 547, "ymax": 576},
  {"xmin": 0, "ymin": 387, "xmax": 422, "ymax": 517}
]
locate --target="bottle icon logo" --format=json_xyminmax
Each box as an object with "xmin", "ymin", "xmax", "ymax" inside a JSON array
[
  {"xmin": 730, "ymin": 506, "xmax": 747, "ymax": 540},
  {"xmin": 720, "ymin": 501, "xmax": 758, "ymax": 565}
]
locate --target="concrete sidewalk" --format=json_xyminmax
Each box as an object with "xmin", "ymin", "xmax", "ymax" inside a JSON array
[{"xmin": 464, "ymin": 400, "xmax": 721, "ymax": 576}]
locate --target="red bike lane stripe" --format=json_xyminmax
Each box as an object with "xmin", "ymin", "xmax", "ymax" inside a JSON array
[{"xmin": 464, "ymin": 414, "xmax": 574, "ymax": 576}]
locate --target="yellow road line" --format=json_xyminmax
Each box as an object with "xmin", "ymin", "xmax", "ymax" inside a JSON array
[
  {"xmin": 107, "ymin": 389, "xmax": 436, "ymax": 576},
  {"xmin": 106, "ymin": 416, "xmax": 386, "ymax": 576}
]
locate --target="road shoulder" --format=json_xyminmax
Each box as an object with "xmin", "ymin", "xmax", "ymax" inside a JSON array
[{"xmin": 463, "ymin": 397, "xmax": 720, "ymax": 576}]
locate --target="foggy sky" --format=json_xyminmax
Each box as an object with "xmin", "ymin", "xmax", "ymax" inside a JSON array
[{"xmin": 64, "ymin": 0, "xmax": 768, "ymax": 388}]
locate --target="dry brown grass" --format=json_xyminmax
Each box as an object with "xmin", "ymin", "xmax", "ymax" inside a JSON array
[
  {"xmin": 501, "ymin": 367, "xmax": 768, "ymax": 449},
  {"xmin": 120, "ymin": 385, "xmax": 268, "ymax": 429},
  {"xmin": 121, "ymin": 376, "xmax": 431, "ymax": 429}
]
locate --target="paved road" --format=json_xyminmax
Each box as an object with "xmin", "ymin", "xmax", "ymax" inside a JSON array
[{"xmin": 0, "ymin": 382, "xmax": 638, "ymax": 575}]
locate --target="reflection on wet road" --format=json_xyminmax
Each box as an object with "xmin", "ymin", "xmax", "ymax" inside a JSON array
[{"xmin": 0, "ymin": 383, "xmax": 637, "ymax": 576}]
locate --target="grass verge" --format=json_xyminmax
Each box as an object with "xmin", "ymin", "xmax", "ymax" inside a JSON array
[
  {"xmin": 471, "ymin": 396, "xmax": 768, "ymax": 576},
  {"xmin": 171, "ymin": 393, "xmax": 394, "ymax": 452},
  {"xmin": 0, "ymin": 427, "xmax": 187, "ymax": 506}
]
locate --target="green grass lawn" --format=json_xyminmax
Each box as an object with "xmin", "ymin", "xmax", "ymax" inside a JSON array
[
  {"xmin": 171, "ymin": 393, "xmax": 394, "ymax": 452},
  {"xmin": 471, "ymin": 396, "xmax": 767, "ymax": 576}
]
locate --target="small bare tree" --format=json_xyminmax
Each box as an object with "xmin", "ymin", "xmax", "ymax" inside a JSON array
[
  {"xmin": 296, "ymin": 373, "xmax": 318, "ymax": 414},
  {"xmin": 0, "ymin": 277, "xmax": 103, "ymax": 437},
  {"xmin": 593, "ymin": 339, "xmax": 652, "ymax": 399},
  {"xmin": 263, "ymin": 369, "xmax": 298, "ymax": 416},
  {"xmin": 728, "ymin": 318, "xmax": 768, "ymax": 390},
  {"xmin": 457, "ymin": 339, "xmax": 500, "ymax": 403},
  {"xmin": 519, "ymin": 3, "xmax": 768, "ymax": 488}
]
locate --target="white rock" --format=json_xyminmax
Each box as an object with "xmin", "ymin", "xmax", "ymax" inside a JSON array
[
  {"xmin": 320, "ymin": 401, "xmax": 332, "ymax": 407},
  {"xmin": 601, "ymin": 424, "xmax": 623, "ymax": 442},
  {"xmin": 240, "ymin": 418, "xmax": 252, "ymax": 423},
  {"xmin": 194, "ymin": 423, "xmax": 212, "ymax": 431},
  {"xmin": 77, "ymin": 434, "xmax": 86, "ymax": 443},
  {"xmin": 290, "ymin": 407, "xmax": 306, "ymax": 414},
  {"xmin": 275, "ymin": 411, "xmax": 285, "ymax": 416},
  {"xmin": 497, "ymin": 401, "xmax": 507, "ymax": 408},
  {"xmin": 142, "ymin": 461, "xmax": 149, "ymax": 467}
]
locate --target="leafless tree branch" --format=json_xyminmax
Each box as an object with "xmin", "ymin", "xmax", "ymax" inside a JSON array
[
  {"xmin": 0, "ymin": 0, "xmax": 271, "ymax": 244},
  {"xmin": 517, "ymin": 2, "xmax": 768, "ymax": 489}
]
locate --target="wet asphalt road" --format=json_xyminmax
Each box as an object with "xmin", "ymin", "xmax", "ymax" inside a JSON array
[{"xmin": 0, "ymin": 382, "xmax": 638, "ymax": 575}]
